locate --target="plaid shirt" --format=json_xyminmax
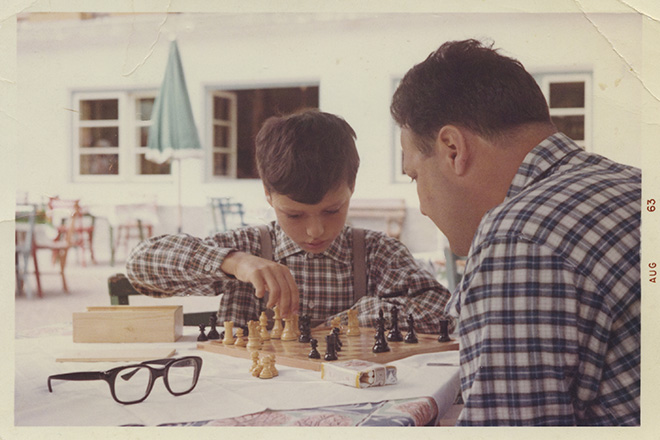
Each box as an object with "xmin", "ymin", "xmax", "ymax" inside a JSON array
[
  {"xmin": 127, "ymin": 223, "xmax": 454, "ymax": 334},
  {"xmin": 447, "ymin": 133, "xmax": 640, "ymax": 425}
]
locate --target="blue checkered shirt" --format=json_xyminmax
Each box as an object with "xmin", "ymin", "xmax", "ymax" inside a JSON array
[
  {"xmin": 446, "ymin": 133, "xmax": 640, "ymax": 425},
  {"xmin": 127, "ymin": 223, "xmax": 454, "ymax": 334}
]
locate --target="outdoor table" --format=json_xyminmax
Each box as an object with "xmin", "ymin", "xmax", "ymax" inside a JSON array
[{"xmin": 14, "ymin": 324, "xmax": 461, "ymax": 427}]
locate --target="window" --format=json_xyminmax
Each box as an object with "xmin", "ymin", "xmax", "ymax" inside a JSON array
[
  {"xmin": 207, "ymin": 85, "xmax": 319, "ymax": 180},
  {"xmin": 72, "ymin": 91, "xmax": 171, "ymax": 181},
  {"xmin": 537, "ymin": 73, "xmax": 591, "ymax": 150}
]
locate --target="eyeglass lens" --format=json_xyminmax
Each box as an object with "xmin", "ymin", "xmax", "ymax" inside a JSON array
[
  {"xmin": 167, "ymin": 358, "xmax": 199, "ymax": 394},
  {"xmin": 115, "ymin": 366, "xmax": 152, "ymax": 403}
]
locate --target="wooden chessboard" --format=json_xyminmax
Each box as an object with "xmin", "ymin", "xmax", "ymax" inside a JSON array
[{"xmin": 197, "ymin": 327, "xmax": 458, "ymax": 371}]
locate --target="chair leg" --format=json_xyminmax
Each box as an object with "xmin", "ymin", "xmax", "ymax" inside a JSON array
[
  {"xmin": 31, "ymin": 247, "xmax": 43, "ymax": 298},
  {"xmin": 59, "ymin": 249, "xmax": 69, "ymax": 293}
]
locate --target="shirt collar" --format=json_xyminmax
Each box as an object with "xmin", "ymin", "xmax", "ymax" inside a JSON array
[
  {"xmin": 506, "ymin": 132, "xmax": 582, "ymax": 200},
  {"xmin": 272, "ymin": 223, "xmax": 352, "ymax": 264}
]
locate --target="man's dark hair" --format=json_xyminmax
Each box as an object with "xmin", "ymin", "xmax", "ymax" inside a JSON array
[
  {"xmin": 255, "ymin": 109, "xmax": 359, "ymax": 204},
  {"xmin": 391, "ymin": 39, "xmax": 551, "ymax": 153}
]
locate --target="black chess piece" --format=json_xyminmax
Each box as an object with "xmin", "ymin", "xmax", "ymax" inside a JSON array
[
  {"xmin": 207, "ymin": 314, "xmax": 220, "ymax": 340},
  {"xmin": 404, "ymin": 313, "xmax": 418, "ymax": 344},
  {"xmin": 372, "ymin": 309, "xmax": 390, "ymax": 353},
  {"xmin": 308, "ymin": 338, "xmax": 321, "ymax": 359},
  {"xmin": 332, "ymin": 327, "xmax": 342, "ymax": 352},
  {"xmin": 438, "ymin": 319, "xmax": 451, "ymax": 342},
  {"xmin": 387, "ymin": 306, "xmax": 404, "ymax": 342},
  {"xmin": 197, "ymin": 324, "xmax": 208, "ymax": 342},
  {"xmin": 299, "ymin": 315, "xmax": 311, "ymax": 343},
  {"xmin": 324, "ymin": 334, "xmax": 338, "ymax": 361}
]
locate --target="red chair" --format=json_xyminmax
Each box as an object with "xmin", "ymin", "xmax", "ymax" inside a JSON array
[
  {"xmin": 48, "ymin": 197, "xmax": 96, "ymax": 266},
  {"xmin": 31, "ymin": 202, "xmax": 80, "ymax": 296}
]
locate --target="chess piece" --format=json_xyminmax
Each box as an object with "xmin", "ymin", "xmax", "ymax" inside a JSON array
[
  {"xmin": 293, "ymin": 314, "xmax": 301, "ymax": 338},
  {"xmin": 331, "ymin": 327, "xmax": 342, "ymax": 352},
  {"xmin": 258, "ymin": 355, "xmax": 275, "ymax": 379},
  {"xmin": 223, "ymin": 321, "xmax": 236, "ymax": 345},
  {"xmin": 207, "ymin": 314, "xmax": 220, "ymax": 340},
  {"xmin": 234, "ymin": 328, "xmax": 247, "ymax": 347},
  {"xmin": 281, "ymin": 316, "xmax": 297, "ymax": 341},
  {"xmin": 330, "ymin": 316, "xmax": 343, "ymax": 334},
  {"xmin": 347, "ymin": 309, "xmax": 360, "ymax": 336},
  {"xmin": 266, "ymin": 354, "xmax": 278, "ymax": 377},
  {"xmin": 372, "ymin": 309, "xmax": 390, "ymax": 353},
  {"xmin": 387, "ymin": 306, "xmax": 404, "ymax": 342},
  {"xmin": 308, "ymin": 338, "xmax": 321, "ymax": 359},
  {"xmin": 271, "ymin": 306, "xmax": 283, "ymax": 339},
  {"xmin": 249, "ymin": 351, "xmax": 261, "ymax": 375},
  {"xmin": 259, "ymin": 311, "xmax": 271, "ymax": 341},
  {"xmin": 324, "ymin": 334, "xmax": 338, "ymax": 361},
  {"xmin": 197, "ymin": 324, "xmax": 208, "ymax": 342},
  {"xmin": 298, "ymin": 315, "xmax": 311, "ymax": 343},
  {"xmin": 438, "ymin": 319, "xmax": 451, "ymax": 342},
  {"xmin": 246, "ymin": 320, "xmax": 262, "ymax": 350},
  {"xmin": 404, "ymin": 313, "xmax": 418, "ymax": 344}
]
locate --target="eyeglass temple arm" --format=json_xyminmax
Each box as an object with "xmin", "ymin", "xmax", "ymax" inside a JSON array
[{"xmin": 48, "ymin": 372, "xmax": 106, "ymax": 392}]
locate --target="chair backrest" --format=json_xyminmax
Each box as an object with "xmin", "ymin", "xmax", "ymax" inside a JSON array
[
  {"xmin": 209, "ymin": 197, "xmax": 246, "ymax": 233},
  {"xmin": 108, "ymin": 273, "xmax": 214, "ymax": 326},
  {"xmin": 15, "ymin": 204, "xmax": 37, "ymax": 255}
]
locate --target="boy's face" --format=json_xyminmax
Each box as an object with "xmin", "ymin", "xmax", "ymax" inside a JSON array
[{"xmin": 266, "ymin": 184, "xmax": 353, "ymax": 254}]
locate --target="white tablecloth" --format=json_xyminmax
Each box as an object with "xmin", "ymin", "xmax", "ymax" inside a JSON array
[{"xmin": 15, "ymin": 326, "xmax": 460, "ymax": 426}]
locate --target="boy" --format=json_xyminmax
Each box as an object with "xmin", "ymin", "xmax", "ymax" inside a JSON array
[{"xmin": 127, "ymin": 109, "xmax": 453, "ymax": 333}]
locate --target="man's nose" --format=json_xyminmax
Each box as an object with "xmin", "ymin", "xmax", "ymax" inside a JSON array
[{"xmin": 306, "ymin": 218, "xmax": 324, "ymax": 238}]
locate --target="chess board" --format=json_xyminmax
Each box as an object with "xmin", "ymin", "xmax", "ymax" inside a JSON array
[{"xmin": 197, "ymin": 327, "xmax": 458, "ymax": 371}]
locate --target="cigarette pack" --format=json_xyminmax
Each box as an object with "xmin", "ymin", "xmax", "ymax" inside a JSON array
[{"xmin": 321, "ymin": 359, "xmax": 397, "ymax": 388}]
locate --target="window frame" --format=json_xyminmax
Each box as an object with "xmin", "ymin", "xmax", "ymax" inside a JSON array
[
  {"xmin": 206, "ymin": 90, "xmax": 238, "ymax": 180},
  {"xmin": 537, "ymin": 72, "xmax": 592, "ymax": 151},
  {"xmin": 71, "ymin": 89, "xmax": 172, "ymax": 182}
]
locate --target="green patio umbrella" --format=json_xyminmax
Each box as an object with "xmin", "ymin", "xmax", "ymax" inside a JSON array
[{"xmin": 146, "ymin": 39, "xmax": 202, "ymax": 233}]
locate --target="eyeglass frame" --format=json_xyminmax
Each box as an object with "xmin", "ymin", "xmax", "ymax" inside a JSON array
[{"xmin": 47, "ymin": 356, "xmax": 203, "ymax": 405}]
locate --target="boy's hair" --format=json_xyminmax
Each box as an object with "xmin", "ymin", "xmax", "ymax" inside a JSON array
[
  {"xmin": 255, "ymin": 109, "xmax": 359, "ymax": 204},
  {"xmin": 391, "ymin": 39, "xmax": 552, "ymax": 154}
]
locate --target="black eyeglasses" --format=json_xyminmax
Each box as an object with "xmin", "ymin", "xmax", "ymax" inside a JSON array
[{"xmin": 47, "ymin": 356, "xmax": 202, "ymax": 404}]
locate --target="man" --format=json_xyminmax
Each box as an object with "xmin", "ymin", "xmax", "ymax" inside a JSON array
[{"xmin": 391, "ymin": 39, "xmax": 640, "ymax": 425}]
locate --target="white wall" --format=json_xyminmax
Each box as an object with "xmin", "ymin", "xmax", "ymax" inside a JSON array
[{"xmin": 16, "ymin": 12, "xmax": 643, "ymax": 252}]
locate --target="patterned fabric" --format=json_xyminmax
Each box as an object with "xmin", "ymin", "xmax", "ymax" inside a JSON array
[
  {"xmin": 446, "ymin": 133, "xmax": 641, "ymax": 425},
  {"xmin": 127, "ymin": 223, "xmax": 454, "ymax": 334},
  {"xmin": 135, "ymin": 397, "xmax": 439, "ymax": 427}
]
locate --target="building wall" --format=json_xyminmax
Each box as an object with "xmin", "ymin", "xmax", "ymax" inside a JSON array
[{"xmin": 16, "ymin": 12, "xmax": 643, "ymax": 252}]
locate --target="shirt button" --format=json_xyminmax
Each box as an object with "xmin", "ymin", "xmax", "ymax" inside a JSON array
[
  {"xmin": 308, "ymin": 302, "xmax": 315, "ymax": 309},
  {"xmin": 204, "ymin": 263, "xmax": 213, "ymax": 272}
]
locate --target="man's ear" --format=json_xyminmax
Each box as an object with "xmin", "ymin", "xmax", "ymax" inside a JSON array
[{"xmin": 437, "ymin": 125, "xmax": 469, "ymax": 176}]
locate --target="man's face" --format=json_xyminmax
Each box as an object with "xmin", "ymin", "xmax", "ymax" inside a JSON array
[
  {"xmin": 267, "ymin": 184, "xmax": 353, "ymax": 254},
  {"xmin": 401, "ymin": 127, "xmax": 464, "ymax": 253}
]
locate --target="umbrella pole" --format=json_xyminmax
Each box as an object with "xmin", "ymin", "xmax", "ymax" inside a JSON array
[{"xmin": 177, "ymin": 157, "xmax": 183, "ymax": 233}]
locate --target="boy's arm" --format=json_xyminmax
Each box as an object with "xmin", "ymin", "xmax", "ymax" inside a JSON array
[
  {"xmin": 345, "ymin": 232, "xmax": 455, "ymax": 334},
  {"xmin": 125, "ymin": 232, "xmax": 252, "ymax": 297},
  {"xmin": 126, "ymin": 227, "xmax": 299, "ymax": 317}
]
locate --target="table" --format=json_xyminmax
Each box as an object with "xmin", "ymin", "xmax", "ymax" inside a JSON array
[{"xmin": 15, "ymin": 324, "xmax": 461, "ymax": 427}]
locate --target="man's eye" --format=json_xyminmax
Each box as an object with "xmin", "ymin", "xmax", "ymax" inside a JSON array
[
  {"xmin": 286, "ymin": 214, "xmax": 301, "ymax": 219},
  {"xmin": 324, "ymin": 209, "xmax": 340, "ymax": 215}
]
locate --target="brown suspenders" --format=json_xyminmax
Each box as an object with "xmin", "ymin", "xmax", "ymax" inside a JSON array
[{"xmin": 255, "ymin": 224, "xmax": 367, "ymax": 304}]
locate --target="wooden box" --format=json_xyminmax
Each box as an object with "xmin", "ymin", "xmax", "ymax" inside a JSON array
[{"xmin": 73, "ymin": 306, "xmax": 183, "ymax": 343}]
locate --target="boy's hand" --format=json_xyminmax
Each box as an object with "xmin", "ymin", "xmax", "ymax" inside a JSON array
[{"xmin": 220, "ymin": 251, "xmax": 300, "ymax": 317}]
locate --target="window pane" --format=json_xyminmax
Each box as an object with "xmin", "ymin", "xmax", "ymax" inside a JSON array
[
  {"xmin": 140, "ymin": 126, "xmax": 150, "ymax": 147},
  {"xmin": 137, "ymin": 154, "xmax": 171, "ymax": 175},
  {"xmin": 551, "ymin": 115, "xmax": 585, "ymax": 141},
  {"xmin": 137, "ymin": 98, "xmax": 155, "ymax": 121},
  {"xmin": 80, "ymin": 154, "xmax": 118, "ymax": 175},
  {"xmin": 80, "ymin": 127, "xmax": 119, "ymax": 148},
  {"xmin": 80, "ymin": 99, "xmax": 118, "ymax": 120},
  {"xmin": 214, "ymin": 96, "xmax": 230, "ymax": 121},
  {"xmin": 213, "ymin": 153, "xmax": 229, "ymax": 176},
  {"xmin": 214, "ymin": 125, "xmax": 229, "ymax": 148},
  {"xmin": 549, "ymin": 82, "xmax": 585, "ymax": 108}
]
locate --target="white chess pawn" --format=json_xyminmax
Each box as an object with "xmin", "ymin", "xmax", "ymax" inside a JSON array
[
  {"xmin": 222, "ymin": 321, "xmax": 235, "ymax": 345},
  {"xmin": 281, "ymin": 317, "xmax": 296, "ymax": 341},
  {"xmin": 271, "ymin": 306, "xmax": 283, "ymax": 339}
]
